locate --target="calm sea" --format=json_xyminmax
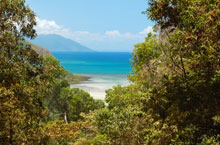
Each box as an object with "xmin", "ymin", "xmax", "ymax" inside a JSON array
[
  {"xmin": 52, "ymin": 52, "xmax": 132, "ymax": 74},
  {"xmin": 52, "ymin": 52, "xmax": 133, "ymax": 99}
]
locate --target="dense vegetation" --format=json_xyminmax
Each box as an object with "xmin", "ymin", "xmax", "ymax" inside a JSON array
[
  {"xmin": 0, "ymin": 0, "xmax": 104, "ymax": 144},
  {"xmin": 0, "ymin": 0, "xmax": 220, "ymax": 144}
]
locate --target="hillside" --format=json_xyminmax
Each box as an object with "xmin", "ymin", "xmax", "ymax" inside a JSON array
[
  {"xmin": 27, "ymin": 41, "xmax": 89, "ymax": 84},
  {"xmin": 29, "ymin": 34, "xmax": 94, "ymax": 52},
  {"xmin": 26, "ymin": 40, "xmax": 51, "ymax": 56}
]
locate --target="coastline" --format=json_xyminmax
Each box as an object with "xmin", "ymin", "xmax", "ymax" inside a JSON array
[
  {"xmin": 52, "ymin": 52, "xmax": 132, "ymax": 100},
  {"xmin": 65, "ymin": 71, "xmax": 91, "ymax": 84},
  {"xmin": 70, "ymin": 73, "xmax": 130, "ymax": 100}
]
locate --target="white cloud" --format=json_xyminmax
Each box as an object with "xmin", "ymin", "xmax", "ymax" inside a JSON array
[
  {"xmin": 105, "ymin": 30, "xmax": 120, "ymax": 36},
  {"xmin": 35, "ymin": 17, "xmax": 154, "ymax": 51},
  {"xmin": 36, "ymin": 18, "xmax": 60, "ymax": 30},
  {"xmin": 36, "ymin": 17, "xmax": 64, "ymax": 34},
  {"xmin": 139, "ymin": 26, "xmax": 153, "ymax": 35}
]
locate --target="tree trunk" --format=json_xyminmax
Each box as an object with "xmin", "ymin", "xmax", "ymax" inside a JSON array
[{"xmin": 64, "ymin": 112, "xmax": 68, "ymax": 124}]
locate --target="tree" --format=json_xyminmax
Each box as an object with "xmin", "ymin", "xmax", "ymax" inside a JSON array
[
  {"xmin": 145, "ymin": 0, "xmax": 220, "ymax": 143},
  {"xmin": 92, "ymin": 0, "xmax": 220, "ymax": 144},
  {"xmin": 0, "ymin": 0, "xmax": 52, "ymax": 144},
  {"xmin": 67, "ymin": 88, "xmax": 105, "ymax": 122},
  {"xmin": 42, "ymin": 56, "xmax": 105, "ymax": 123}
]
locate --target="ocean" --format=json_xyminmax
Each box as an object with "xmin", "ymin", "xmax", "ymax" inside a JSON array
[
  {"xmin": 52, "ymin": 52, "xmax": 132, "ymax": 74},
  {"xmin": 52, "ymin": 52, "xmax": 133, "ymax": 100}
]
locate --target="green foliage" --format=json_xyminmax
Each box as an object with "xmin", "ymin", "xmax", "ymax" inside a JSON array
[
  {"xmin": 129, "ymin": 33, "xmax": 162, "ymax": 88},
  {"xmin": 95, "ymin": 107, "xmax": 145, "ymax": 145},
  {"xmin": 65, "ymin": 71, "xmax": 90, "ymax": 84},
  {"xmin": 2, "ymin": 0, "xmax": 220, "ymax": 144},
  {"xmin": 67, "ymin": 88, "xmax": 104, "ymax": 121},
  {"xmin": 0, "ymin": 0, "xmax": 37, "ymax": 39},
  {"xmin": 0, "ymin": 0, "xmax": 52, "ymax": 144},
  {"xmin": 131, "ymin": 33, "xmax": 160, "ymax": 73},
  {"xmin": 0, "ymin": 0, "xmax": 105, "ymax": 144},
  {"xmin": 42, "ymin": 55, "xmax": 105, "ymax": 123},
  {"xmin": 88, "ymin": 0, "xmax": 220, "ymax": 144},
  {"xmin": 43, "ymin": 55, "xmax": 66, "ymax": 80},
  {"xmin": 45, "ymin": 120, "xmax": 82, "ymax": 145},
  {"xmin": 143, "ymin": 1, "xmax": 220, "ymax": 143},
  {"xmin": 26, "ymin": 40, "xmax": 51, "ymax": 56}
]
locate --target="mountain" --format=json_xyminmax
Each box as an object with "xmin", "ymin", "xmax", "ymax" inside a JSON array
[
  {"xmin": 26, "ymin": 41, "xmax": 51, "ymax": 56},
  {"xmin": 29, "ymin": 34, "xmax": 94, "ymax": 52}
]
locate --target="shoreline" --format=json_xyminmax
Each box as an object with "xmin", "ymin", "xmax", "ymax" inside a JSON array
[
  {"xmin": 70, "ymin": 73, "xmax": 130, "ymax": 100},
  {"xmin": 65, "ymin": 71, "xmax": 91, "ymax": 84},
  {"xmin": 69, "ymin": 74, "xmax": 91, "ymax": 84}
]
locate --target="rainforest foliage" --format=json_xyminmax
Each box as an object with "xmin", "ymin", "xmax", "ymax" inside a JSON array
[
  {"xmin": 0, "ymin": 0, "xmax": 220, "ymax": 144},
  {"xmin": 0, "ymin": 0, "xmax": 104, "ymax": 144},
  {"xmin": 76, "ymin": 0, "xmax": 220, "ymax": 144}
]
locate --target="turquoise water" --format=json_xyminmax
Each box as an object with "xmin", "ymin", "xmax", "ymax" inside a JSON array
[
  {"xmin": 52, "ymin": 52, "xmax": 132, "ymax": 74},
  {"xmin": 52, "ymin": 52, "xmax": 132, "ymax": 99},
  {"xmin": 71, "ymin": 73, "xmax": 129, "ymax": 99}
]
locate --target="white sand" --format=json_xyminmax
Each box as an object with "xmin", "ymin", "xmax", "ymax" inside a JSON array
[{"xmin": 71, "ymin": 74, "xmax": 130, "ymax": 100}]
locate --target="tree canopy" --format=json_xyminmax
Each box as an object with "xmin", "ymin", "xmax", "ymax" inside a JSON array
[
  {"xmin": 1, "ymin": 0, "xmax": 220, "ymax": 144},
  {"xmin": 84, "ymin": 0, "xmax": 220, "ymax": 144}
]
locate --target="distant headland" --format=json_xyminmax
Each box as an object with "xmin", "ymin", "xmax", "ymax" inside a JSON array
[{"xmin": 29, "ymin": 34, "xmax": 94, "ymax": 52}]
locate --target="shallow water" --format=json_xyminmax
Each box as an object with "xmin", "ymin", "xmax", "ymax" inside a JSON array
[
  {"xmin": 71, "ymin": 74, "xmax": 130, "ymax": 100},
  {"xmin": 53, "ymin": 52, "xmax": 132, "ymax": 100}
]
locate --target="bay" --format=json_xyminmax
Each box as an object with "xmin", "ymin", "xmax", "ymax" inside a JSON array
[
  {"xmin": 52, "ymin": 52, "xmax": 132, "ymax": 74},
  {"xmin": 53, "ymin": 52, "xmax": 132, "ymax": 100}
]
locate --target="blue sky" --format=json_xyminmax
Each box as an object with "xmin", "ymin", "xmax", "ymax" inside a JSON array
[{"xmin": 26, "ymin": 0, "xmax": 154, "ymax": 52}]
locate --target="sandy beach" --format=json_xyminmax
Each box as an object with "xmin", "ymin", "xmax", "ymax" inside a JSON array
[{"xmin": 71, "ymin": 74, "xmax": 130, "ymax": 100}]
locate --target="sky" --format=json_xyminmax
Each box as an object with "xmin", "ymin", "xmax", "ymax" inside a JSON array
[{"xmin": 26, "ymin": 0, "xmax": 154, "ymax": 52}]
